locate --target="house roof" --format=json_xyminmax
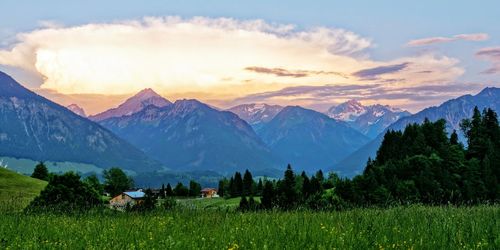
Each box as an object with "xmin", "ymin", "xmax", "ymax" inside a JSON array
[
  {"xmin": 201, "ymin": 188, "xmax": 217, "ymax": 192},
  {"xmin": 124, "ymin": 191, "xmax": 145, "ymax": 199}
]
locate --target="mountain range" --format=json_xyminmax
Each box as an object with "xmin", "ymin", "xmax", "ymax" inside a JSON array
[
  {"xmin": 257, "ymin": 106, "xmax": 370, "ymax": 172},
  {"xmin": 326, "ymin": 100, "xmax": 411, "ymax": 138},
  {"xmin": 0, "ymin": 71, "xmax": 163, "ymax": 173},
  {"xmin": 334, "ymin": 87, "xmax": 500, "ymax": 177},
  {"xmin": 2, "ymin": 70, "xmax": 499, "ymax": 179},
  {"xmin": 98, "ymin": 99, "xmax": 282, "ymax": 174}
]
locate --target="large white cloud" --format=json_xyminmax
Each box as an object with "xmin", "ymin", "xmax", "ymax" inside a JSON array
[{"xmin": 0, "ymin": 16, "xmax": 463, "ymax": 101}]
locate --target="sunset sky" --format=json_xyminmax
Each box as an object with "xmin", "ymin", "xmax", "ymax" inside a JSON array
[{"xmin": 1, "ymin": 1, "xmax": 499, "ymax": 114}]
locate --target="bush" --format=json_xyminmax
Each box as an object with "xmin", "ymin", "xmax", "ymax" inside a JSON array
[{"xmin": 26, "ymin": 172, "xmax": 102, "ymax": 213}]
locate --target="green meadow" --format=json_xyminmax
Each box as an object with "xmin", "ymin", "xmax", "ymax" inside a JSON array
[
  {"xmin": 0, "ymin": 206, "xmax": 498, "ymax": 249},
  {"xmin": 1, "ymin": 168, "xmax": 499, "ymax": 249}
]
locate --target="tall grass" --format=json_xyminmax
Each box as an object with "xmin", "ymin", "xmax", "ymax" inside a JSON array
[{"xmin": 0, "ymin": 205, "xmax": 498, "ymax": 249}]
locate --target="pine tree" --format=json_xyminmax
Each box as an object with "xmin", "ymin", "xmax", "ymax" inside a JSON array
[
  {"xmin": 218, "ymin": 180, "xmax": 225, "ymax": 198},
  {"xmin": 248, "ymin": 196, "xmax": 257, "ymax": 211},
  {"xmin": 188, "ymin": 180, "xmax": 202, "ymax": 197},
  {"xmin": 450, "ymin": 130, "xmax": 459, "ymax": 145},
  {"xmin": 160, "ymin": 184, "xmax": 166, "ymax": 198},
  {"xmin": 261, "ymin": 181, "xmax": 274, "ymax": 209},
  {"xmin": 301, "ymin": 171, "xmax": 311, "ymax": 199},
  {"xmin": 166, "ymin": 183, "xmax": 174, "ymax": 196},
  {"xmin": 234, "ymin": 172, "xmax": 243, "ymax": 197},
  {"xmin": 228, "ymin": 177, "xmax": 235, "ymax": 197},
  {"xmin": 174, "ymin": 182, "xmax": 189, "ymax": 197},
  {"xmin": 141, "ymin": 188, "xmax": 156, "ymax": 211},
  {"xmin": 31, "ymin": 162, "xmax": 49, "ymax": 181},
  {"xmin": 256, "ymin": 179, "xmax": 263, "ymax": 196},
  {"xmin": 280, "ymin": 164, "xmax": 297, "ymax": 209},
  {"xmin": 239, "ymin": 196, "xmax": 249, "ymax": 211},
  {"xmin": 242, "ymin": 169, "xmax": 254, "ymax": 196}
]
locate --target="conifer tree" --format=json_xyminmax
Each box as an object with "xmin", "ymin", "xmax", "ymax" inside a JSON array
[
  {"xmin": 166, "ymin": 183, "xmax": 174, "ymax": 196},
  {"xmin": 239, "ymin": 196, "xmax": 249, "ymax": 211},
  {"xmin": 242, "ymin": 169, "xmax": 254, "ymax": 196},
  {"xmin": 31, "ymin": 162, "xmax": 49, "ymax": 181},
  {"xmin": 234, "ymin": 172, "xmax": 243, "ymax": 196},
  {"xmin": 218, "ymin": 180, "xmax": 225, "ymax": 197}
]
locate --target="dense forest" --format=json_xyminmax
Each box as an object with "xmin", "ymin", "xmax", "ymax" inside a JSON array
[{"xmin": 223, "ymin": 107, "xmax": 500, "ymax": 210}]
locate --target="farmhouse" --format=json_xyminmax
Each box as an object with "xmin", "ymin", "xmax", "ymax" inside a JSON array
[
  {"xmin": 201, "ymin": 188, "xmax": 219, "ymax": 198},
  {"xmin": 109, "ymin": 190, "xmax": 145, "ymax": 210}
]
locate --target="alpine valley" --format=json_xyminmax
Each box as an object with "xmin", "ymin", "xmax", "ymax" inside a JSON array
[{"xmin": 1, "ymin": 70, "xmax": 498, "ymax": 181}]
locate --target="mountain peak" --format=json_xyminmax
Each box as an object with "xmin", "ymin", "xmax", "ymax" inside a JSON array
[
  {"xmin": 477, "ymin": 87, "xmax": 500, "ymax": 97},
  {"xmin": 66, "ymin": 104, "xmax": 87, "ymax": 117},
  {"xmin": 89, "ymin": 88, "xmax": 172, "ymax": 121},
  {"xmin": 133, "ymin": 88, "xmax": 160, "ymax": 99},
  {"xmin": 0, "ymin": 71, "xmax": 36, "ymax": 98}
]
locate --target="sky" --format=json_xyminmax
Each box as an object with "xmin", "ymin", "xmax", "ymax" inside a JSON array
[{"xmin": 0, "ymin": 0, "xmax": 499, "ymax": 114}]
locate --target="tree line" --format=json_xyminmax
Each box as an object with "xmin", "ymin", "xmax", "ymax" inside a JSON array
[{"xmin": 231, "ymin": 107, "xmax": 500, "ymax": 211}]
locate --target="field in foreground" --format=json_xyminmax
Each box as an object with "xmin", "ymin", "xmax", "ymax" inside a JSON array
[{"xmin": 0, "ymin": 206, "xmax": 498, "ymax": 249}]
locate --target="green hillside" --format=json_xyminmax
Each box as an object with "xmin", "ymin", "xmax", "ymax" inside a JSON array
[{"xmin": 0, "ymin": 168, "xmax": 47, "ymax": 212}]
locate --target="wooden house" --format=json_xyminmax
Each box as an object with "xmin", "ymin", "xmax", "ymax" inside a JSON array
[
  {"xmin": 109, "ymin": 190, "xmax": 145, "ymax": 210},
  {"xmin": 201, "ymin": 188, "xmax": 219, "ymax": 198}
]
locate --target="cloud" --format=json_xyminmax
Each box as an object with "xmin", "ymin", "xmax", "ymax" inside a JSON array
[
  {"xmin": 231, "ymin": 82, "xmax": 487, "ymax": 112},
  {"xmin": 0, "ymin": 16, "xmax": 465, "ymax": 113},
  {"xmin": 407, "ymin": 33, "xmax": 489, "ymax": 46},
  {"xmin": 352, "ymin": 62, "xmax": 409, "ymax": 79},
  {"xmin": 476, "ymin": 47, "xmax": 500, "ymax": 74},
  {"xmin": 244, "ymin": 66, "xmax": 348, "ymax": 78}
]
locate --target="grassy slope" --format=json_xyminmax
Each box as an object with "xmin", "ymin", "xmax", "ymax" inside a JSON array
[{"xmin": 0, "ymin": 168, "xmax": 47, "ymax": 211}]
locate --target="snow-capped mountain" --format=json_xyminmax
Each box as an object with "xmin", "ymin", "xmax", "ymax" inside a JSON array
[
  {"xmin": 327, "ymin": 100, "xmax": 367, "ymax": 121},
  {"xmin": 327, "ymin": 100, "xmax": 411, "ymax": 138},
  {"xmin": 89, "ymin": 88, "xmax": 171, "ymax": 121},
  {"xmin": 334, "ymin": 87, "xmax": 500, "ymax": 177},
  {"xmin": 227, "ymin": 103, "xmax": 283, "ymax": 130},
  {"xmin": 66, "ymin": 104, "xmax": 86, "ymax": 117}
]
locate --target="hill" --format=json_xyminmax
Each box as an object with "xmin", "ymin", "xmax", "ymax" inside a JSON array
[{"xmin": 0, "ymin": 168, "xmax": 47, "ymax": 211}]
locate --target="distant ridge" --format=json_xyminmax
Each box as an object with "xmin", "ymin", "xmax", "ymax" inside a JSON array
[
  {"xmin": 326, "ymin": 100, "xmax": 411, "ymax": 138},
  {"xmin": 258, "ymin": 106, "xmax": 370, "ymax": 172},
  {"xmin": 227, "ymin": 103, "xmax": 283, "ymax": 130}
]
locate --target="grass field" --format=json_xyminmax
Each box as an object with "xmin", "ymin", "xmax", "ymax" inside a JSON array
[
  {"xmin": 0, "ymin": 168, "xmax": 47, "ymax": 212},
  {"xmin": 0, "ymin": 206, "xmax": 498, "ymax": 249},
  {"xmin": 177, "ymin": 197, "xmax": 260, "ymax": 210},
  {"xmin": 1, "ymin": 169, "xmax": 498, "ymax": 249}
]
